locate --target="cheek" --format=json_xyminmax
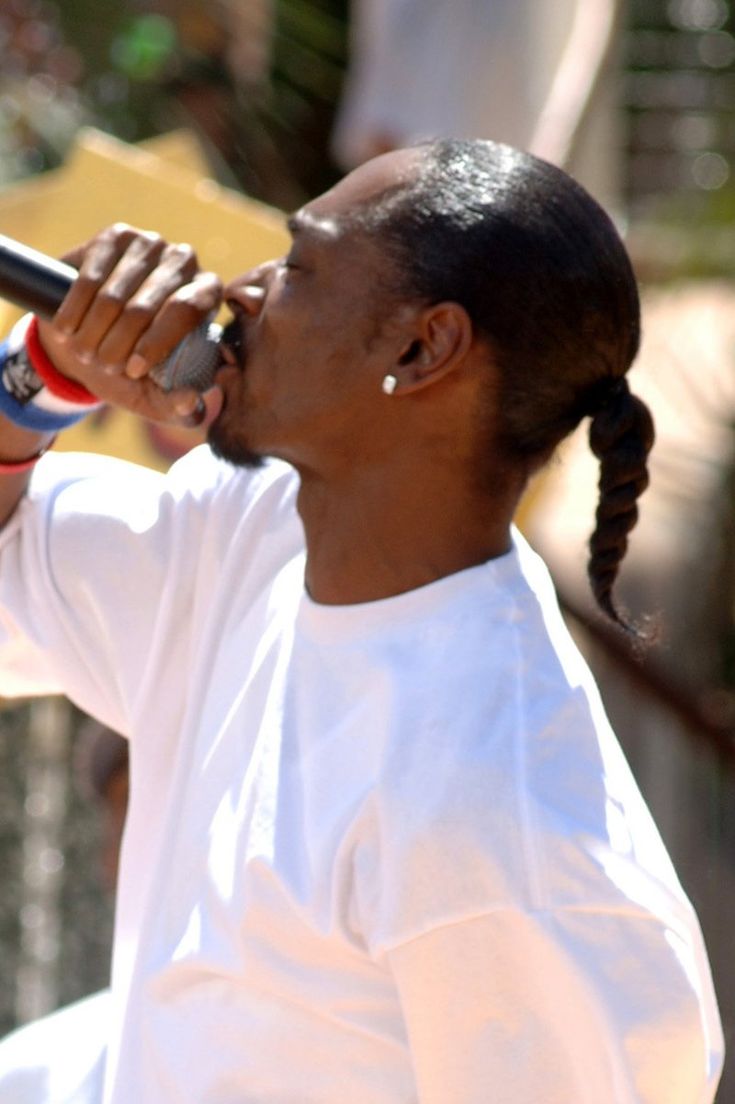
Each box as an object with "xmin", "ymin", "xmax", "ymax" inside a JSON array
[
  {"xmin": 249, "ymin": 310, "xmax": 315, "ymax": 385},
  {"xmin": 248, "ymin": 290, "xmax": 379, "ymax": 411}
]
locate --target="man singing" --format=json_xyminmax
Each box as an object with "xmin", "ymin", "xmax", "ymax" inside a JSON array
[{"xmin": 0, "ymin": 140, "xmax": 724, "ymax": 1102}]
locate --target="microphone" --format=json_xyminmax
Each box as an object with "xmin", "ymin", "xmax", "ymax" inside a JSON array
[{"xmin": 0, "ymin": 233, "xmax": 223, "ymax": 392}]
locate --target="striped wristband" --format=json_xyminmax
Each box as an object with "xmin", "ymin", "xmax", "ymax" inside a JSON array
[{"xmin": 0, "ymin": 313, "xmax": 100, "ymax": 432}]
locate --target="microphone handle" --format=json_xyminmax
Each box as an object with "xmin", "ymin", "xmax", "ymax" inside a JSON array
[
  {"xmin": 0, "ymin": 234, "xmax": 75, "ymax": 318},
  {"xmin": 0, "ymin": 233, "xmax": 222, "ymax": 393}
]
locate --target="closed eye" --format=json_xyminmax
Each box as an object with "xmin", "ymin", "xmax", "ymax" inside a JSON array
[{"xmin": 281, "ymin": 252, "xmax": 306, "ymax": 275}]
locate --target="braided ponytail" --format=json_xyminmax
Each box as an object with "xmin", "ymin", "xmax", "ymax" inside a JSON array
[
  {"xmin": 587, "ymin": 378, "xmax": 655, "ymax": 634},
  {"xmin": 358, "ymin": 138, "xmax": 651, "ymax": 628}
]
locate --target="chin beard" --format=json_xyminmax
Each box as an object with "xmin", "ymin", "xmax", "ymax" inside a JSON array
[{"xmin": 207, "ymin": 423, "xmax": 266, "ymax": 470}]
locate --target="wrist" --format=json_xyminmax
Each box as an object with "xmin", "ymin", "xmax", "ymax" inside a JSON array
[
  {"xmin": 27, "ymin": 316, "xmax": 99, "ymax": 405},
  {"xmin": 0, "ymin": 313, "xmax": 101, "ymax": 432},
  {"xmin": 0, "ymin": 434, "xmax": 56, "ymax": 473}
]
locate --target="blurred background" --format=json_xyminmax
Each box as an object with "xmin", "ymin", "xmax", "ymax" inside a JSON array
[{"xmin": 0, "ymin": 0, "xmax": 734, "ymax": 1098}]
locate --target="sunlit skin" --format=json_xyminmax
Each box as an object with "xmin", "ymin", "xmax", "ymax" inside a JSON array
[
  {"xmin": 1, "ymin": 148, "xmax": 525, "ymax": 604},
  {"xmin": 100, "ymin": 766, "xmax": 129, "ymax": 893},
  {"xmin": 207, "ymin": 149, "xmax": 523, "ymax": 602}
]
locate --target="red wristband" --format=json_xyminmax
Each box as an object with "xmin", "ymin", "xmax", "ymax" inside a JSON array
[
  {"xmin": 0, "ymin": 435, "xmax": 57, "ymax": 473},
  {"xmin": 25, "ymin": 316, "xmax": 99, "ymax": 405}
]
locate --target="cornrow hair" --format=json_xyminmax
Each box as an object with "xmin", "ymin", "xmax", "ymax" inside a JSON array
[{"xmin": 587, "ymin": 377, "xmax": 655, "ymax": 636}]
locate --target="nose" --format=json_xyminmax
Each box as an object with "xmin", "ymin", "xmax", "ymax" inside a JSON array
[{"xmin": 224, "ymin": 260, "xmax": 277, "ymax": 316}]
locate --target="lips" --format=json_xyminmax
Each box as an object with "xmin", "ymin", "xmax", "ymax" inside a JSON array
[
  {"xmin": 219, "ymin": 315, "xmax": 246, "ymax": 369},
  {"xmin": 200, "ymin": 384, "xmax": 224, "ymax": 427},
  {"xmin": 207, "ymin": 312, "xmax": 248, "ymax": 428}
]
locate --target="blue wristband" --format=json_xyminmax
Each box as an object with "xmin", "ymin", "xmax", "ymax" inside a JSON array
[{"xmin": 0, "ymin": 315, "xmax": 99, "ymax": 431}]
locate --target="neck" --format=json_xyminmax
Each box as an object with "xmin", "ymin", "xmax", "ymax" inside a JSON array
[{"xmin": 295, "ymin": 459, "xmax": 520, "ymax": 606}]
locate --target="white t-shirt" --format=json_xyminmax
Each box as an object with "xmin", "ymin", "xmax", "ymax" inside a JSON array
[
  {"xmin": 0, "ymin": 447, "xmax": 724, "ymax": 1103},
  {"xmin": 0, "ymin": 990, "xmax": 109, "ymax": 1104}
]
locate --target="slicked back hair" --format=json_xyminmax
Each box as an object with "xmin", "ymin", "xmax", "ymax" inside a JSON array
[{"xmin": 356, "ymin": 139, "xmax": 654, "ymax": 633}]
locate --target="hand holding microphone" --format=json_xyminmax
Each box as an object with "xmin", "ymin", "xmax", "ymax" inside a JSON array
[{"xmin": 0, "ymin": 225, "xmax": 225, "ymax": 425}]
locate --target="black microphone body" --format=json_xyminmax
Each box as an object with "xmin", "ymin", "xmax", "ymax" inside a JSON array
[{"xmin": 0, "ymin": 233, "xmax": 222, "ymax": 392}]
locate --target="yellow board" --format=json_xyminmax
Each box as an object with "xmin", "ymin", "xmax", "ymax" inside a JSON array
[
  {"xmin": 0, "ymin": 130, "xmax": 545, "ymax": 529},
  {"xmin": 0, "ymin": 128, "xmax": 289, "ymax": 470}
]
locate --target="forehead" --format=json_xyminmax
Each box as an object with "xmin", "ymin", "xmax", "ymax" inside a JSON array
[{"xmin": 293, "ymin": 147, "xmax": 422, "ymax": 242}]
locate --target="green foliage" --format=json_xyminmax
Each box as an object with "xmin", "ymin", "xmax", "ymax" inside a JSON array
[
  {"xmin": 0, "ymin": 0, "xmax": 349, "ymax": 204},
  {"xmin": 0, "ymin": 702, "xmax": 113, "ymax": 1035},
  {"xmin": 625, "ymin": 0, "xmax": 735, "ymax": 277}
]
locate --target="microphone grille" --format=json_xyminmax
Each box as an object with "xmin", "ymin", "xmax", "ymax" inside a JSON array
[{"xmin": 149, "ymin": 322, "xmax": 223, "ymax": 393}]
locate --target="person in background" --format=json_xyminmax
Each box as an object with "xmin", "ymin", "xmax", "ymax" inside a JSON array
[{"xmin": 333, "ymin": 0, "xmax": 618, "ymax": 172}]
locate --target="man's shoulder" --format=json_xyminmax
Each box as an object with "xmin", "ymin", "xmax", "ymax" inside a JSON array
[
  {"xmin": 168, "ymin": 446, "xmax": 297, "ymax": 501},
  {"xmin": 28, "ymin": 445, "xmax": 297, "ymax": 502},
  {"xmin": 17, "ymin": 447, "xmax": 302, "ymax": 560},
  {"xmin": 85, "ymin": 446, "xmax": 301, "ymax": 529}
]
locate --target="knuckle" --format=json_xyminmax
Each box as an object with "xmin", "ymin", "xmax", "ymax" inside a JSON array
[
  {"xmin": 125, "ymin": 300, "xmax": 155, "ymax": 325},
  {"xmin": 97, "ymin": 286, "xmax": 126, "ymax": 310},
  {"xmin": 168, "ymin": 241, "xmax": 195, "ymax": 260},
  {"xmin": 163, "ymin": 243, "xmax": 197, "ymax": 276},
  {"xmin": 198, "ymin": 271, "xmax": 224, "ymax": 295},
  {"xmin": 168, "ymin": 294, "xmax": 202, "ymax": 324},
  {"xmin": 75, "ymin": 271, "xmax": 102, "ymax": 294},
  {"xmin": 186, "ymin": 272, "xmax": 223, "ymax": 307},
  {"xmin": 138, "ymin": 230, "xmax": 164, "ymax": 253},
  {"xmin": 107, "ymin": 222, "xmax": 134, "ymax": 241}
]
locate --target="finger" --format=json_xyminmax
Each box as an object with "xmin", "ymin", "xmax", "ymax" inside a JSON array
[
  {"xmin": 124, "ymin": 272, "xmax": 223, "ymax": 379},
  {"xmin": 71, "ymin": 232, "xmax": 169, "ymax": 360},
  {"xmin": 59, "ymin": 240, "xmax": 92, "ymax": 269},
  {"xmin": 53, "ymin": 224, "xmax": 144, "ymax": 335},
  {"xmin": 106, "ymin": 243, "xmax": 201, "ymax": 372},
  {"xmin": 94, "ymin": 245, "xmax": 207, "ymax": 374},
  {"xmin": 120, "ymin": 241, "xmax": 199, "ymax": 320},
  {"xmin": 96, "ymin": 370, "xmax": 208, "ymax": 428}
]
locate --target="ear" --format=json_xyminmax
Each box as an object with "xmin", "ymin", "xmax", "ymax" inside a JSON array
[{"xmin": 392, "ymin": 302, "xmax": 474, "ymax": 393}]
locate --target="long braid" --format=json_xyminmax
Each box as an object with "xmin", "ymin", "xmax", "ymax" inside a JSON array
[
  {"xmin": 587, "ymin": 378, "xmax": 655, "ymax": 634},
  {"xmin": 357, "ymin": 138, "xmax": 652, "ymax": 629}
]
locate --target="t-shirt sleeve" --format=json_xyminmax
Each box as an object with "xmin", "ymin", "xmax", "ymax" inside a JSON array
[
  {"xmin": 386, "ymin": 906, "xmax": 723, "ymax": 1104},
  {"xmin": 0, "ymin": 446, "xmax": 244, "ymax": 734}
]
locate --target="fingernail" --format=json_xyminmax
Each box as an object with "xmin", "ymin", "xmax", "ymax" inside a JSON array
[
  {"xmin": 126, "ymin": 354, "xmax": 148, "ymax": 379},
  {"xmin": 174, "ymin": 394, "xmax": 197, "ymax": 417},
  {"xmin": 180, "ymin": 397, "xmax": 205, "ymax": 426}
]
